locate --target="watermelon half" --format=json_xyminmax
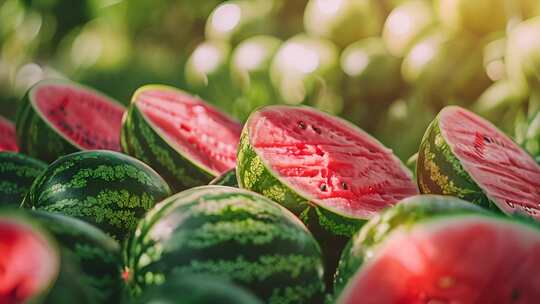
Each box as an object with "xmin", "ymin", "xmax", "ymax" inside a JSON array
[
  {"xmin": 0, "ymin": 116, "xmax": 18, "ymax": 152},
  {"xmin": 209, "ymin": 168, "xmax": 238, "ymax": 187},
  {"xmin": 0, "ymin": 152, "xmax": 47, "ymax": 205},
  {"xmin": 22, "ymin": 150, "xmax": 171, "ymax": 239},
  {"xmin": 237, "ymin": 105, "xmax": 418, "ymax": 278},
  {"xmin": 16, "ymin": 79, "xmax": 125, "ymax": 163},
  {"xmin": 124, "ymin": 186, "xmax": 325, "ymax": 303},
  {"xmin": 0, "ymin": 214, "xmax": 60, "ymax": 303},
  {"xmin": 335, "ymin": 195, "xmax": 540, "ymax": 303},
  {"xmin": 417, "ymin": 106, "xmax": 540, "ymax": 218},
  {"xmin": 121, "ymin": 85, "xmax": 243, "ymax": 192}
]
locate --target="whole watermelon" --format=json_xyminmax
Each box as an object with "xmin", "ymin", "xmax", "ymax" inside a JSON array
[
  {"xmin": 124, "ymin": 186, "xmax": 325, "ymax": 303},
  {"xmin": 22, "ymin": 150, "xmax": 171, "ymax": 239}
]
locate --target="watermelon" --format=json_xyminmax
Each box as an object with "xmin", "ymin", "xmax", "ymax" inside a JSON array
[
  {"xmin": 0, "ymin": 116, "xmax": 18, "ymax": 152},
  {"xmin": 303, "ymin": 0, "xmax": 383, "ymax": 48},
  {"xmin": 16, "ymin": 79, "xmax": 125, "ymax": 163},
  {"xmin": 335, "ymin": 195, "xmax": 540, "ymax": 303},
  {"xmin": 417, "ymin": 106, "xmax": 540, "ymax": 218},
  {"xmin": 121, "ymin": 85, "xmax": 242, "ymax": 192},
  {"xmin": 0, "ymin": 152, "xmax": 47, "ymax": 205},
  {"xmin": 21, "ymin": 150, "xmax": 171, "ymax": 239},
  {"xmin": 0, "ymin": 213, "xmax": 60, "ymax": 303},
  {"xmin": 236, "ymin": 105, "xmax": 418, "ymax": 279},
  {"xmin": 209, "ymin": 168, "xmax": 238, "ymax": 187},
  {"xmin": 134, "ymin": 275, "xmax": 262, "ymax": 304},
  {"xmin": 30, "ymin": 211, "xmax": 121, "ymax": 303},
  {"xmin": 124, "ymin": 186, "xmax": 325, "ymax": 303}
]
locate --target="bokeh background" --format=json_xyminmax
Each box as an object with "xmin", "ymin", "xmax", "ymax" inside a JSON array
[{"xmin": 1, "ymin": 0, "xmax": 540, "ymax": 161}]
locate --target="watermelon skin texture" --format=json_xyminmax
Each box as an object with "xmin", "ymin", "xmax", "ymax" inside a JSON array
[
  {"xmin": 124, "ymin": 186, "xmax": 325, "ymax": 304},
  {"xmin": 417, "ymin": 113, "xmax": 503, "ymax": 211},
  {"xmin": 333, "ymin": 195, "xmax": 486, "ymax": 296},
  {"xmin": 30, "ymin": 211, "xmax": 122, "ymax": 303},
  {"xmin": 21, "ymin": 150, "xmax": 171, "ymax": 239},
  {"xmin": 134, "ymin": 275, "xmax": 262, "ymax": 304},
  {"xmin": 121, "ymin": 100, "xmax": 214, "ymax": 192},
  {"xmin": 210, "ymin": 168, "xmax": 238, "ymax": 187},
  {"xmin": 0, "ymin": 152, "xmax": 47, "ymax": 205}
]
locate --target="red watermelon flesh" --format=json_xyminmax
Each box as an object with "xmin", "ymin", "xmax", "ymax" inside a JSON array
[
  {"xmin": 135, "ymin": 88, "xmax": 242, "ymax": 175},
  {"xmin": 33, "ymin": 83, "xmax": 125, "ymax": 151},
  {"xmin": 0, "ymin": 220, "xmax": 58, "ymax": 304},
  {"xmin": 340, "ymin": 216, "xmax": 540, "ymax": 304},
  {"xmin": 248, "ymin": 106, "xmax": 418, "ymax": 219},
  {"xmin": 440, "ymin": 106, "xmax": 540, "ymax": 219},
  {"xmin": 0, "ymin": 117, "xmax": 18, "ymax": 152}
]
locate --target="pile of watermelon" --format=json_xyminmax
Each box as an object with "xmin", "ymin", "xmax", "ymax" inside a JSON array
[{"xmin": 1, "ymin": 77, "xmax": 540, "ymax": 304}]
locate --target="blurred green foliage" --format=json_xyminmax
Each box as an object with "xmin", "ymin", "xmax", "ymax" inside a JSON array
[{"xmin": 1, "ymin": 0, "xmax": 540, "ymax": 160}]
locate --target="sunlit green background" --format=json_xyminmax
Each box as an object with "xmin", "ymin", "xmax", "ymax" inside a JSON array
[{"xmin": 1, "ymin": 0, "xmax": 540, "ymax": 160}]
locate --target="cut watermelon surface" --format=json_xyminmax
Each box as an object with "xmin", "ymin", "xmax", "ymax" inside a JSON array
[
  {"xmin": 134, "ymin": 88, "xmax": 242, "ymax": 175},
  {"xmin": 0, "ymin": 116, "xmax": 18, "ymax": 152},
  {"xmin": 245, "ymin": 106, "xmax": 418, "ymax": 219},
  {"xmin": 0, "ymin": 219, "xmax": 59, "ymax": 303},
  {"xmin": 33, "ymin": 83, "xmax": 125, "ymax": 151},
  {"xmin": 339, "ymin": 215, "xmax": 540, "ymax": 304},
  {"xmin": 418, "ymin": 106, "xmax": 540, "ymax": 219}
]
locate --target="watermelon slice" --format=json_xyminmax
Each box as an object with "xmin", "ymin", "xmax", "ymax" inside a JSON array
[
  {"xmin": 336, "ymin": 195, "xmax": 540, "ymax": 304},
  {"xmin": 16, "ymin": 79, "xmax": 125, "ymax": 163},
  {"xmin": 0, "ymin": 215, "xmax": 59, "ymax": 303},
  {"xmin": 0, "ymin": 116, "xmax": 18, "ymax": 152},
  {"xmin": 417, "ymin": 106, "xmax": 540, "ymax": 219},
  {"xmin": 237, "ymin": 105, "xmax": 418, "ymax": 282},
  {"xmin": 121, "ymin": 85, "xmax": 243, "ymax": 191}
]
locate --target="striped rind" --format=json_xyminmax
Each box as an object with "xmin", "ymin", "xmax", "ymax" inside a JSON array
[
  {"xmin": 15, "ymin": 79, "xmax": 125, "ymax": 163},
  {"xmin": 30, "ymin": 211, "xmax": 122, "ymax": 303},
  {"xmin": 121, "ymin": 87, "xmax": 214, "ymax": 192},
  {"xmin": 417, "ymin": 113, "xmax": 499, "ymax": 211},
  {"xmin": 0, "ymin": 152, "xmax": 47, "ymax": 205},
  {"xmin": 135, "ymin": 275, "xmax": 262, "ymax": 304},
  {"xmin": 210, "ymin": 168, "xmax": 239, "ymax": 187},
  {"xmin": 22, "ymin": 150, "xmax": 171, "ymax": 239},
  {"xmin": 333, "ymin": 195, "xmax": 487, "ymax": 297},
  {"xmin": 124, "ymin": 186, "xmax": 325, "ymax": 303}
]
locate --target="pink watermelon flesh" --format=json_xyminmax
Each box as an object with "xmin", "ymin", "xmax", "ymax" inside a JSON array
[
  {"xmin": 440, "ymin": 106, "xmax": 540, "ymax": 219},
  {"xmin": 340, "ymin": 216, "xmax": 540, "ymax": 304},
  {"xmin": 34, "ymin": 83, "xmax": 125, "ymax": 151},
  {"xmin": 248, "ymin": 106, "xmax": 418, "ymax": 218},
  {"xmin": 0, "ymin": 117, "xmax": 18, "ymax": 152},
  {"xmin": 0, "ymin": 221, "xmax": 58, "ymax": 304},
  {"xmin": 136, "ymin": 88, "xmax": 242, "ymax": 175}
]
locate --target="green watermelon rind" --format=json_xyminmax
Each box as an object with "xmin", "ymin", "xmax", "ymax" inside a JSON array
[
  {"xmin": 336, "ymin": 203, "xmax": 540, "ymax": 302},
  {"xmin": 124, "ymin": 185, "xmax": 325, "ymax": 304},
  {"xmin": 209, "ymin": 168, "xmax": 239, "ymax": 187},
  {"xmin": 332, "ymin": 194, "xmax": 487, "ymax": 295},
  {"xmin": 416, "ymin": 107, "xmax": 513, "ymax": 212},
  {"xmin": 237, "ymin": 105, "xmax": 415, "ymax": 237},
  {"xmin": 0, "ymin": 152, "xmax": 47, "ymax": 205},
  {"xmin": 0, "ymin": 212, "xmax": 61, "ymax": 303},
  {"xmin": 21, "ymin": 150, "xmax": 171, "ymax": 239},
  {"xmin": 16, "ymin": 79, "xmax": 125, "ymax": 163},
  {"xmin": 122, "ymin": 84, "xmax": 238, "ymax": 192},
  {"xmin": 30, "ymin": 211, "xmax": 122, "ymax": 303}
]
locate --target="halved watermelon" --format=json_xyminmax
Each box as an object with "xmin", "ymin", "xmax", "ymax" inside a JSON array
[
  {"xmin": 336, "ymin": 195, "xmax": 540, "ymax": 303},
  {"xmin": 417, "ymin": 106, "xmax": 540, "ymax": 218},
  {"xmin": 0, "ymin": 116, "xmax": 18, "ymax": 152},
  {"xmin": 237, "ymin": 105, "xmax": 418, "ymax": 281},
  {"xmin": 16, "ymin": 79, "xmax": 125, "ymax": 163},
  {"xmin": 0, "ymin": 215, "xmax": 60, "ymax": 303},
  {"xmin": 121, "ymin": 85, "xmax": 243, "ymax": 191}
]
